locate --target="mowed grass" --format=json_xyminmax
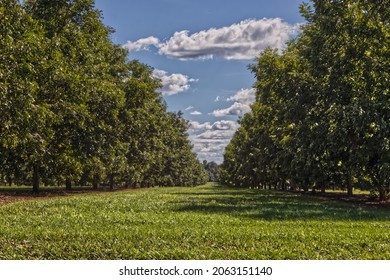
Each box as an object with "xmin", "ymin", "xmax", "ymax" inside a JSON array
[{"xmin": 0, "ymin": 183, "xmax": 389, "ymax": 259}]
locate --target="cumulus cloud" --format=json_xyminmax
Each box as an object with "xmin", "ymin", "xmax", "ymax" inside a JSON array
[
  {"xmin": 123, "ymin": 36, "xmax": 160, "ymax": 52},
  {"xmin": 197, "ymin": 130, "xmax": 231, "ymax": 140},
  {"xmin": 158, "ymin": 18, "xmax": 299, "ymax": 60},
  {"xmin": 190, "ymin": 111, "xmax": 202, "ymax": 115},
  {"xmin": 210, "ymin": 102, "xmax": 251, "ymax": 117},
  {"xmin": 123, "ymin": 18, "xmax": 300, "ymax": 61},
  {"xmin": 187, "ymin": 90, "xmax": 255, "ymax": 161},
  {"xmin": 227, "ymin": 88, "xmax": 256, "ymax": 104},
  {"xmin": 188, "ymin": 120, "xmax": 240, "ymax": 163},
  {"xmin": 211, "ymin": 120, "xmax": 240, "ymax": 131},
  {"xmin": 152, "ymin": 69, "xmax": 198, "ymax": 96},
  {"xmin": 210, "ymin": 88, "xmax": 256, "ymax": 117},
  {"xmin": 189, "ymin": 121, "xmax": 212, "ymax": 131},
  {"xmin": 192, "ymin": 141, "xmax": 225, "ymax": 163}
]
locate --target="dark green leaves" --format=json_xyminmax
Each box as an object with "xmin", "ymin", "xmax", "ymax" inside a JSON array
[
  {"xmin": 1, "ymin": 0, "xmax": 207, "ymax": 190},
  {"xmin": 220, "ymin": 0, "xmax": 389, "ymax": 200}
]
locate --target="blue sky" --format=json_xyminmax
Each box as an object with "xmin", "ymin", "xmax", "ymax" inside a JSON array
[{"xmin": 94, "ymin": 0, "xmax": 305, "ymax": 163}]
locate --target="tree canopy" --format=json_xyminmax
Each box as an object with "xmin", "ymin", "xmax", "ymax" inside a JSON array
[
  {"xmin": 219, "ymin": 0, "xmax": 389, "ymax": 200},
  {"xmin": 0, "ymin": 0, "xmax": 207, "ymax": 191}
]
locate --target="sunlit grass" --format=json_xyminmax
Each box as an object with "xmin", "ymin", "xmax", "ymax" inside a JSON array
[{"xmin": 0, "ymin": 183, "xmax": 389, "ymax": 259}]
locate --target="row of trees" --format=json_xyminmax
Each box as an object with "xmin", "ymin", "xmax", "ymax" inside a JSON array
[
  {"xmin": 0, "ymin": 0, "xmax": 207, "ymax": 192},
  {"xmin": 202, "ymin": 160, "xmax": 219, "ymax": 182},
  {"xmin": 219, "ymin": 0, "xmax": 389, "ymax": 200}
]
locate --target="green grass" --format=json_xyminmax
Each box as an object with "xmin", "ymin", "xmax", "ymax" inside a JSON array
[{"xmin": 0, "ymin": 183, "xmax": 389, "ymax": 259}]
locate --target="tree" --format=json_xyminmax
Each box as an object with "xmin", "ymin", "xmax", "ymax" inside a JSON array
[
  {"xmin": 25, "ymin": 0, "xmax": 129, "ymax": 190},
  {"xmin": 122, "ymin": 62, "xmax": 207, "ymax": 187},
  {"xmin": 300, "ymin": 0, "xmax": 390, "ymax": 199},
  {"xmin": 220, "ymin": 45, "xmax": 317, "ymax": 191},
  {"xmin": 2, "ymin": 0, "xmax": 208, "ymax": 191},
  {"xmin": 0, "ymin": 0, "xmax": 52, "ymax": 192},
  {"xmin": 220, "ymin": 0, "xmax": 390, "ymax": 200},
  {"xmin": 203, "ymin": 161, "xmax": 219, "ymax": 182}
]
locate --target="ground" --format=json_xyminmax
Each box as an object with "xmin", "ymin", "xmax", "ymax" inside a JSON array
[{"xmin": 1, "ymin": 185, "xmax": 388, "ymax": 209}]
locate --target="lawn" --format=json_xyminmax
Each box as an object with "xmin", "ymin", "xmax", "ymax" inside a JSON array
[{"xmin": 0, "ymin": 183, "xmax": 389, "ymax": 259}]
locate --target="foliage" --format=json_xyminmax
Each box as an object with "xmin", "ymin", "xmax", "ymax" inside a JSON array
[
  {"xmin": 219, "ymin": 0, "xmax": 390, "ymax": 200},
  {"xmin": 0, "ymin": 0, "xmax": 207, "ymax": 190},
  {"xmin": 203, "ymin": 160, "xmax": 219, "ymax": 182}
]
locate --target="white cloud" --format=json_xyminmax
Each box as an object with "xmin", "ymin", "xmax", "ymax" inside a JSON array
[
  {"xmin": 185, "ymin": 106, "xmax": 194, "ymax": 111},
  {"xmin": 198, "ymin": 130, "xmax": 231, "ymax": 140},
  {"xmin": 210, "ymin": 88, "xmax": 256, "ymax": 117},
  {"xmin": 227, "ymin": 88, "xmax": 256, "ymax": 105},
  {"xmin": 158, "ymin": 18, "xmax": 299, "ymax": 60},
  {"xmin": 152, "ymin": 69, "xmax": 198, "ymax": 96},
  {"xmin": 196, "ymin": 121, "xmax": 239, "ymax": 140},
  {"xmin": 210, "ymin": 102, "xmax": 251, "ymax": 117},
  {"xmin": 211, "ymin": 120, "xmax": 240, "ymax": 131},
  {"xmin": 190, "ymin": 110, "xmax": 202, "ymax": 115},
  {"xmin": 187, "ymin": 90, "xmax": 255, "ymax": 161},
  {"xmin": 123, "ymin": 36, "xmax": 160, "ymax": 52},
  {"xmin": 188, "ymin": 120, "xmax": 240, "ymax": 163},
  {"xmin": 189, "ymin": 121, "xmax": 212, "ymax": 131},
  {"xmin": 214, "ymin": 96, "xmax": 220, "ymax": 102}
]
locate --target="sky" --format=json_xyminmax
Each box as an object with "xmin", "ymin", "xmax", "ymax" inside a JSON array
[{"xmin": 94, "ymin": 0, "xmax": 305, "ymax": 163}]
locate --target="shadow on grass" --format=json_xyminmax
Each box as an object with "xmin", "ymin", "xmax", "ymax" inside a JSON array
[
  {"xmin": 173, "ymin": 186, "xmax": 390, "ymax": 222},
  {"xmin": 0, "ymin": 186, "xmax": 92, "ymax": 196}
]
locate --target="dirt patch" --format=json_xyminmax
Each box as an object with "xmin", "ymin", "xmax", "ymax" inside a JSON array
[
  {"xmin": 0, "ymin": 194, "xmax": 37, "ymax": 205},
  {"xmin": 0, "ymin": 190, "xmax": 78, "ymax": 206},
  {"xmin": 0, "ymin": 187, "xmax": 145, "ymax": 206},
  {"xmin": 302, "ymin": 191, "xmax": 390, "ymax": 210},
  {"xmin": 0, "ymin": 187, "xmax": 139, "ymax": 206}
]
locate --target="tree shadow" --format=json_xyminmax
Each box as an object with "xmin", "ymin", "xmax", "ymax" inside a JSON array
[{"xmin": 173, "ymin": 187, "xmax": 390, "ymax": 222}]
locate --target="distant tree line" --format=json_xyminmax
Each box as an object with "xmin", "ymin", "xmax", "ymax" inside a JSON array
[
  {"xmin": 219, "ymin": 0, "xmax": 389, "ymax": 200},
  {"xmin": 202, "ymin": 160, "xmax": 219, "ymax": 182},
  {"xmin": 0, "ymin": 0, "xmax": 207, "ymax": 192}
]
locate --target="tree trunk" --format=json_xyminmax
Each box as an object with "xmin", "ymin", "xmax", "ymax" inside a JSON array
[
  {"xmin": 32, "ymin": 164, "xmax": 40, "ymax": 193},
  {"xmin": 65, "ymin": 179, "xmax": 72, "ymax": 190},
  {"xmin": 347, "ymin": 175, "xmax": 353, "ymax": 196},
  {"xmin": 109, "ymin": 174, "xmax": 114, "ymax": 190},
  {"xmin": 321, "ymin": 186, "xmax": 326, "ymax": 193},
  {"xmin": 302, "ymin": 177, "xmax": 310, "ymax": 192},
  {"xmin": 281, "ymin": 181, "xmax": 286, "ymax": 191},
  {"xmin": 378, "ymin": 186, "xmax": 387, "ymax": 202},
  {"xmin": 290, "ymin": 180, "xmax": 297, "ymax": 191},
  {"xmin": 92, "ymin": 174, "xmax": 99, "ymax": 190}
]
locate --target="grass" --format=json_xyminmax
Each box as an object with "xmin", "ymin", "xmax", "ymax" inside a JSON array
[{"xmin": 0, "ymin": 183, "xmax": 389, "ymax": 259}]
